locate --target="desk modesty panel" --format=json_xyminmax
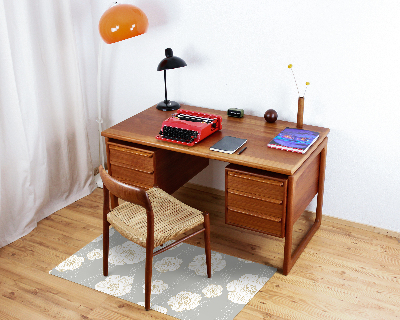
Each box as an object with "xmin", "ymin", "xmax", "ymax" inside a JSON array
[{"xmin": 101, "ymin": 104, "xmax": 329, "ymax": 175}]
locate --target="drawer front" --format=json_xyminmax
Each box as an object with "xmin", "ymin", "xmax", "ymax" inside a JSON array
[
  {"xmin": 109, "ymin": 144, "xmax": 154, "ymax": 173},
  {"xmin": 226, "ymin": 208, "xmax": 283, "ymax": 237},
  {"xmin": 227, "ymin": 191, "xmax": 284, "ymax": 221},
  {"xmin": 226, "ymin": 170, "xmax": 285, "ymax": 201},
  {"xmin": 111, "ymin": 164, "xmax": 154, "ymax": 190}
]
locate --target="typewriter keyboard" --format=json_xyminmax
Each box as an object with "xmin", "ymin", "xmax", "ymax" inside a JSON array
[{"xmin": 159, "ymin": 126, "xmax": 199, "ymax": 144}]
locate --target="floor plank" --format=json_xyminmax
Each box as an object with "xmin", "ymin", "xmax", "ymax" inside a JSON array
[{"xmin": 0, "ymin": 185, "xmax": 399, "ymax": 319}]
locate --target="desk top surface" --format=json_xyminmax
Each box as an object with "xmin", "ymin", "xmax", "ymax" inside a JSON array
[{"xmin": 102, "ymin": 104, "xmax": 330, "ymax": 175}]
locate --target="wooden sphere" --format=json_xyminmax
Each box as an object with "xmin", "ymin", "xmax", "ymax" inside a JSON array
[{"xmin": 264, "ymin": 109, "xmax": 278, "ymax": 123}]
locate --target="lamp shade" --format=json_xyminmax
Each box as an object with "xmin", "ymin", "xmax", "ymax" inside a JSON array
[
  {"xmin": 157, "ymin": 48, "xmax": 187, "ymax": 71},
  {"xmin": 99, "ymin": 4, "xmax": 148, "ymax": 44}
]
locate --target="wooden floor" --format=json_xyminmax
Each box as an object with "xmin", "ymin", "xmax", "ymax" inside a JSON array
[{"xmin": 1, "ymin": 184, "xmax": 400, "ymax": 319}]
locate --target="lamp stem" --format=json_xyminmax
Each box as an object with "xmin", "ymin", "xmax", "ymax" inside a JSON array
[
  {"xmin": 164, "ymin": 69, "xmax": 168, "ymax": 103},
  {"xmin": 96, "ymin": 40, "xmax": 105, "ymax": 170},
  {"xmin": 95, "ymin": 39, "xmax": 106, "ymax": 188}
]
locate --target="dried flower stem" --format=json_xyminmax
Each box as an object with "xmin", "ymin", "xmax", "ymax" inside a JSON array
[
  {"xmin": 288, "ymin": 64, "xmax": 310, "ymax": 97},
  {"xmin": 290, "ymin": 68, "xmax": 299, "ymax": 96}
]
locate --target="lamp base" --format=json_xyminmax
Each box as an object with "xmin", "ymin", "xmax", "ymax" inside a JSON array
[{"xmin": 156, "ymin": 100, "xmax": 180, "ymax": 111}]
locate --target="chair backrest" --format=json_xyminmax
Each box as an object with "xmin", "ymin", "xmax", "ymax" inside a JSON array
[{"xmin": 99, "ymin": 165, "xmax": 152, "ymax": 212}]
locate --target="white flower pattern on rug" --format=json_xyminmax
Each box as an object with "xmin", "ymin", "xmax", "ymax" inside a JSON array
[
  {"xmin": 109, "ymin": 241, "xmax": 146, "ymax": 265},
  {"xmin": 202, "ymin": 284, "xmax": 223, "ymax": 298},
  {"xmin": 154, "ymin": 257, "xmax": 183, "ymax": 272},
  {"xmin": 87, "ymin": 249, "xmax": 103, "ymax": 260},
  {"xmin": 168, "ymin": 291, "xmax": 202, "ymax": 312},
  {"xmin": 227, "ymin": 274, "xmax": 268, "ymax": 304},
  {"xmin": 142, "ymin": 279, "xmax": 169, "ymax": 294},
  {"xmin": 55, "ymin": 255, "xmax": 84, "ymax": 272},
  {"xmin": 188, "ymin": 252, "xmax": 226, "ymax": 276},
  {"xmin": 95, "ymin": 275, "xmax": 134, "ymax": 297}
]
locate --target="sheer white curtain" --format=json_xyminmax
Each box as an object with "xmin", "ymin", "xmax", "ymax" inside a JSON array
[{"xmin": 0, "ymin": 0, "xmax": 96, "ymax": 247}]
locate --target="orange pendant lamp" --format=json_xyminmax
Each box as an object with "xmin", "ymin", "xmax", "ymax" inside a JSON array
[{"xmin": 99, "ymin": 3, "xmax": 148, "ymax": 44}]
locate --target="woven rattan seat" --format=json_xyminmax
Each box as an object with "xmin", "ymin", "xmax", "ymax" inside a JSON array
[
  {"xmin": 99, "ymin": 166, "xmax": 211, "ymax": 311},
  {"xmin": 107, "ymin": 187, "xmax": 204, "ymax": 248}
]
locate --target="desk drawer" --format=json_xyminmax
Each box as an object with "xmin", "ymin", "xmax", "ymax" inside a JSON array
[
  {"xmin": 109, "ymin": 143, "xmax": 154, "ymax": 173},
  {"xmin": 227, "ymin": 190, "xmax": 283, "ymax": 221},
  {"xmin": 111, "ymin": 164, "xmax": 154, "ymax": 190},
  {"xmin": 225, "ymin": 164, "xmax": 287, "ymax": 238},
  {"xmin": 226, "ymin": 169, "xmax": 285, "ymax": 201},
  {"xmin": 226, "ymin": 208, "xmax": 283, "ymax": 237}
]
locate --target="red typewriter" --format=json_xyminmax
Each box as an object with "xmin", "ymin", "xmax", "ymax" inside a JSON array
[{"xmin": 156, "ymin": 109, "xmax": 222, "ymax": 146}]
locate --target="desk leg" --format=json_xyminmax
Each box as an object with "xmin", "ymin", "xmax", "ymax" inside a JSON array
[{"xmin": 283, "ymin": 144, "xmax": 327, "ymax": 275}]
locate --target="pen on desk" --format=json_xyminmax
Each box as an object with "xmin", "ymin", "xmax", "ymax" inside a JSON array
[{"xmin": 238, "ymin": 146, "xmax": 247, "ymax": 155}]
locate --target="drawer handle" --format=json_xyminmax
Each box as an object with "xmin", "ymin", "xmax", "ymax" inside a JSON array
[
  {"xmin": 229, "ymin": 207, "xmax": 282, "ymax": 222},
  {"xmin": 228, "ymin": 190, "xmax": 283, "ymax": 205},
  {"xmin": 228, "ymin": 172, "xmax": 283, "ymax": 187},
  {"xmin": 110, "ymin": 145, "xmax": 153, "ymax": 158}
]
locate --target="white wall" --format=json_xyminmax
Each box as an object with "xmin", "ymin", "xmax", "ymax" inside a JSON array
[{"xmin": 79, "ymin": 0, "xmax": 400, "ymax": 232}]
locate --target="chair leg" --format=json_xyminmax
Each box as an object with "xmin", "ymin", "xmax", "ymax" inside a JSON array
[
  {"xmin": 203, "ymin": 212, "xmax": 212, "ymax": 278},
  {"xmin": 145, "ymin": 247, "xmax": 154, "ymax": 311},
  {"xmin": 103, "ymin": 220, "xmax": 110, "ymax": 276}
]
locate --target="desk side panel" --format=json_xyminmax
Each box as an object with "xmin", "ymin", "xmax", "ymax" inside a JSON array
[{"xmin": 290, "ymin": 139, "xmax": 327, "ymax": 222}]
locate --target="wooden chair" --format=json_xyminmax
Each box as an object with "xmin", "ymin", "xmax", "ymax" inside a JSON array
[{"xmin": 99, "ymin": 166, "xmax": 211, "ymax": 311}]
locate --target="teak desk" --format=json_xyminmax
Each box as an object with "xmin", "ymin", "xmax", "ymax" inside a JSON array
[{"xmin": 102, "ymin": 104, "xmax": 329, "ymax": 275}]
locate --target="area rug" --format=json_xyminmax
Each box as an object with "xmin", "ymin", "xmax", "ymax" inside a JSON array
[{"xmin": 50, "ymin": 228, "xmax": 276, "ymax": 320}]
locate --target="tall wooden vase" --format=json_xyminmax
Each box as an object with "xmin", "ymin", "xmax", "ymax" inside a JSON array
[{"xmin": 297, "ymin": 97, "xmax": 304, "ymax": 129}]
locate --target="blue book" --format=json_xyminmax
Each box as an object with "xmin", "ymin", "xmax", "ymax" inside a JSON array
[{"xmin": 267, "ymin": 127, "xmax": 319, "ymax": 154}]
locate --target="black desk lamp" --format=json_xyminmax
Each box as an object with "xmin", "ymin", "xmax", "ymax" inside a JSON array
[{"xmin": 156, "ymin": 48, "xmax": 187, "ymax": 111}]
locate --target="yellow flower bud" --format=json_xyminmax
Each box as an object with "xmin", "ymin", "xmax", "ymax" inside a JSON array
[
  {"xmin": 288, "ymin": 64, "xmax": 292, "ymax": 68},
  {"xmin": 306, "ymin": 82, "xmax": 310, "ymax": 85}
]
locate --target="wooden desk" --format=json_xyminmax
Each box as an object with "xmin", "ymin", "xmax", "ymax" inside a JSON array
[{"xmin": 102, "ymin": 104, "xmax": 329, "ymax": 274}]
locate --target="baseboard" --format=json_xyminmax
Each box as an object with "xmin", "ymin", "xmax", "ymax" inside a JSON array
[{"xmin": 182, "ymin": 182, "xmax": 400, "ymax": 240}]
